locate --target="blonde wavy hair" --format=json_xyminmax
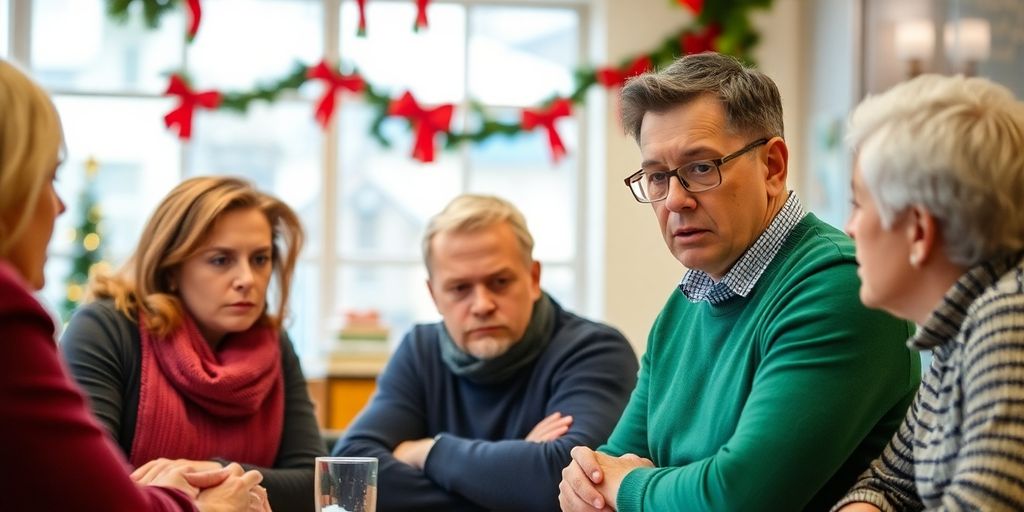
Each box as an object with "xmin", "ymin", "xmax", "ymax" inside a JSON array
[
  {"xmin": 0, "ymin": 61, "xmax": 63, "ymax": 258},
  {"xmin": 88, "ymin": 176, "xmax": 304, "ymax": 336}
]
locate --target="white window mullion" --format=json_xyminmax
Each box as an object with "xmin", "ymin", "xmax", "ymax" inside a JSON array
[
  {"xmin": 573, "ymin": 1, "xmax": 591, "ymax": 316},
  {"xmin": 10, "ymin": 0, "xmax": 31, "ymax": 65},
  {"xmin": 459, "ymin": 2, "xmax": 473, "ymax": 193},
  {"xmin": 321, "ymin": 0, "xmax": 342, "ymax": 350},
  {"xmin": 179, "ymin": 5, "xmax": 190, "ymax": 182}
]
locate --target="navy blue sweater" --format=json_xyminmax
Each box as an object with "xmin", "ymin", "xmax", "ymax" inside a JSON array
[{"xmin": 332, "ymin": 299, "xmax": 638, "ymax": 511}]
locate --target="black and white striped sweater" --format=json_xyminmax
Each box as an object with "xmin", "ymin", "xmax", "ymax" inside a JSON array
[{"xmin": 834, "ymin": 253, "xmax": 1024, "ymax": 511}]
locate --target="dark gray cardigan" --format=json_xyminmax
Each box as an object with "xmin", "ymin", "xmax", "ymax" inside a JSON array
[{"xmin": 61, "ymin": 300, "xmax": 325, "ymax": 512}]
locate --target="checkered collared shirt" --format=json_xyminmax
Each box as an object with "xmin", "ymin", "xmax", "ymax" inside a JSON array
[{"xmin": 679, "ymin": 192, "xmax": 806, "ymax": 304}]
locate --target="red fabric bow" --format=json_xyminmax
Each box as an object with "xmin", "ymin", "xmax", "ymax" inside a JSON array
[
  {"xmin": 415, "ymin": 0, "xmax": 430, "ymax": 30},
  {"xmin": 388, "ymin": 92, "xmax": 453, "ymax": 163},
  {"xmin": 596, "ymin": 56, "xmax": 652, "ymax": 88},
  {"xmin": 682, "ymin": 24, "xmax": 721, "ymax": 55},
  {"xmin": 186, "ymin": 0, "xmax": 202, "ymax": 41},
  {"xmin": 522, "ymin": 98, "xmax": 573, "ymax": 163},
  {"xmin": 356, "ymin": 0, "xmax": 368, "ymax": 36},
  {"xmin": 163, "ymin": 74, "xmax": 221, "ymax": 140},
  {"xmin": 308, "ymin": 60, "xmax": 364, "ymax": 128},
  {"xmin": 675, "ymin": 0, "xmax": 703, "ymax": 14}
]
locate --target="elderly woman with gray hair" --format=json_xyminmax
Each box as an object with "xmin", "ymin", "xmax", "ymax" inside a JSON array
[{"xmin": 834, "ymin": 75, "xmax": 1024, "ymax": 511}]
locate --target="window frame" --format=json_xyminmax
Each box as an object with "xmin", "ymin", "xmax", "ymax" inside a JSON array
[{"xmin": 9, "ymin": 0, "xmax": 592, "ymax": 358}]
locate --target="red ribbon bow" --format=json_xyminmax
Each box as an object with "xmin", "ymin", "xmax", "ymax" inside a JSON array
[
  {"xmin": 186, "ymin": 0, "xmax": 202, "ymax": 41},
  {"xmin": 388, "ymin": 92, "xmax": 453, "ymax": 163},
  {"xmin": 596, "ymin": 56, "xmax": 652, "ymax": 88},
  {"xmin": 356, "ymin": 0, "xmax": 368, "ymax": 35},
  {"xmin": 414, "ymin": 0, "xmax": 430, "ymax": 30},
  {"xmin": 522, "ymin": 98, "xmax": 573, "ymax": 163},
  {"xmin": 681, "ymin": 24, "xmax": 721, "ymax": 55},
  {"xmin": 675, "ymin": 0, "xmax": 703, "ymax": 14},
  {"xmin": 308, "ymin": 60, "xmax": 364, "ymax": 128},
  {"xmin": 163, "ymin": 74, "xmax": 221, "ymax": 140}
]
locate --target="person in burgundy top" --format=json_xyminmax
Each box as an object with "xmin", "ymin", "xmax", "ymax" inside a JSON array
[
  {"xmin": 0, "ymin": 59, "xmax": 269, "ymax": 511},
  {"xmin": 60, "ymin": 176, "xmax": 325, "ymax": 512}
]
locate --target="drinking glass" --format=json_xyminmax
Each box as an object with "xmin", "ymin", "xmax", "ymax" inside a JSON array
[{"xmin": 314, "ymin": 456, "xmax": 378, "ymax": 512}]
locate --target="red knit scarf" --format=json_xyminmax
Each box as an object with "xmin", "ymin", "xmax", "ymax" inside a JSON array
[{"xmin": 130, "ymin": 311, "xmax": 284, "ymax": 468}]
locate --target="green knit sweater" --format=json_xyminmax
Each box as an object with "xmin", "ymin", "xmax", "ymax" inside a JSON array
[{"xmin": 603, "ymin": 214, "xmax": 921, "ymax": 512}]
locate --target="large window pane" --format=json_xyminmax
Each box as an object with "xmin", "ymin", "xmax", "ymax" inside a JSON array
[
  {"xmin": 26, "ymin": 0, "xmax": 587, "ymax": 362},
  {"xmin": 186, "ymin": 101, "xmax": 323, "ymax": 254},
  {"xmin": 51, "ymin": 96, "xmax": 182, "ymax": 262},
  {"xmin": 337, "ymin": 102, "xmax": 462, "ymax": 259},
  {"xmin": 189, "ymin": 0, "xmax": 323, "ymax": 91},
  {"xmin": 540, "ymin": 264, "xmax": 577, "ymax": 311},
  {"xmin": 31, "ymin": 0, "xmax": 183, "ymax": 93},
  {"xmin": 286, "ymin": 260, "xmax": 322, "ymax": 357},
  {"xmin": 43, "ymin": 96, "xmax": 180, "ymax": 325},
  {"xmin": 340, "ymin": 0, "xmax": 465, "ymax": 104},
  {"xmin": 468, "ymin": 6, "xmax": 579, "ymax": 106},
  {"xmin": 467, "ymin": 109, "xmax": 579, "ymax": 262},
  {"xmin": 41, "ymin": 256, "xmax": 71, "ymax": 319}
]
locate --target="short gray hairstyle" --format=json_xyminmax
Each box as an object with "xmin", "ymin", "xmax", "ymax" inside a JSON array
[
  {"xmin": 847, "ymin": 74, "xmax": 1024, "ymax": 266},
  {"xmin": 422, "ymin": 194, "xmax": 535, "ymax": 273},
  {"xmin": 620, "ymin": 52, "xmax": 784, "ymax": 143}
]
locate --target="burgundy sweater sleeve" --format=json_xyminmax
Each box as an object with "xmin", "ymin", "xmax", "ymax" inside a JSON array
[{"xmin": 0, "ymin": 263, "xmax": 197, "ymax": 512}]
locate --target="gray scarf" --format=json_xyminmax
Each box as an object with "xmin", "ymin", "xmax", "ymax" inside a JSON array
[{"xmin": 439, "ymin": 293, "xmax": 555, "ymax": 385}]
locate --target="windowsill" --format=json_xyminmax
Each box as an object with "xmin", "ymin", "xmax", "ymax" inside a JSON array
[{"xmin": 303, "ymin": 350, "xmax": 389, "ymax": 379}]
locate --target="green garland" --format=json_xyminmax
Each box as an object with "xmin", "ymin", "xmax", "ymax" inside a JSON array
[
  {"xmin": 218, "ymin": 63, "xmax": 310, "ymax": 113},
  {"xmin": 695, "ymin": 0, "xmax": 773, "ymax": 55},
  {"xmin": 106, "ymin": 0, "xmax": 179, "ymax": 29},
  {"xmin": 107, "ymin": 0, "xmax": 773, "ymax": 157}
]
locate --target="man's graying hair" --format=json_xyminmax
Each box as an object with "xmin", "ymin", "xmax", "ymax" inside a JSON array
[
  {"xmin": 422, "ymin": 194, "xmax": 535, "ymax": 275},
  {"xmin": 620, "ymin": 52, "xmax": 784, "ymax": 143}
]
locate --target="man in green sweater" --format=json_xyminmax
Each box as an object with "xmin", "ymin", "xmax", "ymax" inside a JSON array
[{"xmin": 558, "ymin": 53, "xmax": 921, "ymax": 512}]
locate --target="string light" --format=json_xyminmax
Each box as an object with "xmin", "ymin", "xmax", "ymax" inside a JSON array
[{"xmin": 83, "ymin": 233, "xmax": 101, "ymax": 252}]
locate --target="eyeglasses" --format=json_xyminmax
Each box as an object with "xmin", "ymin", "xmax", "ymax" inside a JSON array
[{"xmin": 624, "ymin": 138, "xmax": 769, "ymax": 203}]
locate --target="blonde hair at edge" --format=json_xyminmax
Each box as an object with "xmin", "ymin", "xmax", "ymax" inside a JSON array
[
  {"xmin": 422, "ymin": 194, "xmax": 535, "ymax": 273},
  {"xmin": 846, "ymin": 74, "xmax": 1024, "ymax": 267},
  {"xmin": 0, "ymin": 61, "xmax": 62, "ymax": 259},
  {"xmin": 88, "ymin": 176, "xmax": 304, "ymax": 337}
]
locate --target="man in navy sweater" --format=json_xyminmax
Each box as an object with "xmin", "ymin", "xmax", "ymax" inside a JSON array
[{"xmin": 332, "ymin": 194, "xmax": 638, "ymax": 511}]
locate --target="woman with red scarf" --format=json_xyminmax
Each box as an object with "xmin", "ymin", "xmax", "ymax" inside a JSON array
[
  {"xmin": 60, "ymin": 176, "xmax": 325, "ymax": 512},
  {"xmin": 0, "ymin": 60, "xmax": 269, "ymax": 511}
]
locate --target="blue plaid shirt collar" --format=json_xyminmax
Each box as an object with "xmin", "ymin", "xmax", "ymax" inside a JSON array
[{"xmin": 678, "ymin": 192, "xmax": 806, "ymax": 304}]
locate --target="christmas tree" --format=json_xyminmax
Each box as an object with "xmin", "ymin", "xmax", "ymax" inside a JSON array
[{"xmin": 61, "ymin": 157, "xmax": 108, "ymax": 321}]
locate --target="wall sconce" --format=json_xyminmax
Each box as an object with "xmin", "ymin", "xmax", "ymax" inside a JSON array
[
  {"xmin": 895, "ymin": 20, "xmax": 935, "ymax": 78},
  {"xmin": 945, "ymin": 18, "xmax": 990, "ymax": 76}
]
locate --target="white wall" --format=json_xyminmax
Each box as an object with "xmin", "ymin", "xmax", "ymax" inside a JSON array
[
  {"xmin": 588, "ymin": 0, "xmax": 805, "ymax": 352},
  {"xmin": 861, "ymin": 0, "xmax": 936, "ymax": 95}
]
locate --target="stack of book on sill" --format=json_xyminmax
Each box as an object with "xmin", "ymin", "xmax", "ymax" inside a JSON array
[{"xmin": 331, "ymin": 309, "xmax": 390, "ymax": 359}]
